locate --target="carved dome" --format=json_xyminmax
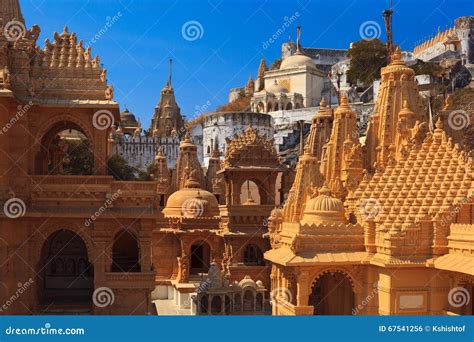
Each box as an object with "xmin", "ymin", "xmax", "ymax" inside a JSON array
[
  {"xmin": 301, "ymin": 186, "xmax": 346, "ymax": 224},
  {"xmin": 267, "ymin": 80, "xmax": 288, "ymax": 93},
  {"xmin": 280, "ymin": 52, "xmax": 315, "ymax": 70},
  {"xmin": 164, "ymin": 166, "xmax": 219, "ymax": 218},
  {"xmin": 163, "ymin": 187, "xmax": 219, "ymax": 218},
  {"xmin": 238, "ymin": 275, "xmax": 262, "ymax": 289},
  {"xmin": 120, "ymin": 109, "xmax": 138, "ymax": 127}
]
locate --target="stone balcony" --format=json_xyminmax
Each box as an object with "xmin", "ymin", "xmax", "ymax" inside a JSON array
[{"xmin": 25, "ymin": 175, "xmax": 159, "ymax": 218}]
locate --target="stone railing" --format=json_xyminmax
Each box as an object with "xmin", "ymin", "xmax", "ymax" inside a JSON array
[{"xmin": 104, "ymin": 272, "xmax": 156, "ymax": 289}]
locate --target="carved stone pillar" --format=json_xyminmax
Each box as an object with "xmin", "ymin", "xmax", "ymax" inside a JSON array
[
  {"xmin": 176, "ymin": 238, "xmax": 189, "ymax": 283},
  {"xmin": 139, "ymin": 221, "xmax": 153, "ymax": 272},
  {"xmin": 296, "ymin": 269, "xmax": 310, "ymax": 307}
]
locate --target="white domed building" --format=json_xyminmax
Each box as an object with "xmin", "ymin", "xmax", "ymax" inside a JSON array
[{"xmin": 251, "ymin": 30, "xmax": 324, "ymax": 113}]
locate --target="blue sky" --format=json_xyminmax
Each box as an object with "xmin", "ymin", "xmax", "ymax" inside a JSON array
[{"xmin": 23, "ymin": 0, "xmax": 472, "ymax": 127}]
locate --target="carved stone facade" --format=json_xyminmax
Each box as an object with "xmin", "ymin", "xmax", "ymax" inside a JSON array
[
  {"xmin": 152, "ymin": 128, "xmax": 284, "ymax": 314},
  {"xmin": 265, "ymin": 48, "xmax": 474, "ymax": 316}
]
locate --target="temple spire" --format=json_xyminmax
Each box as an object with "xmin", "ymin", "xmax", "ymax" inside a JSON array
[
  {"xmin": 168, "ymin": 58, "xmax": 172, "ymax": 87},
  {"xmin": 0, "ymin": 0, "xmax": 24, "ymax": 26},
  {"xmin": 296, "ymin": 25, "xmax": 302, "ymax": 53}
]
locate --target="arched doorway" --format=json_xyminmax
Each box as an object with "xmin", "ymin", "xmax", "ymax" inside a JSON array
[
  {"xmin": 256, "ymin": 293, "xmax": 263, "ymax": 311},
  {"xmin": 240, "ymin": 180, "xmax": 261, "ymax": 205},
  {"xmin": 190, "ymin": 241, "xmax": 211, "ymax": 275},
  {"xmin": 199, "ymin": 296, "xmax": 208, "ymax": 314},
  {"xmin": 267, "ymin": 103, "xmax": 273, "ymax": 112},
  {"xmin": 243, "ymin": 290, "xmax": 254, "ymax": 312},
  {"xmin": 35, "ymin": 121, "xmax": 94, "ymax": 175},
  {"xmin": 234, "ymin": 293, "xmax": 242, "ymax": 312},
  {"xmin": 39, "ymin": 230, "xmax": 93, "ymax": 306},
  {"xmin": 224, "ymin": 295, "xmax": 231, "ymax": 314},
  {"xmin": 112, "ymin": 230, "xmax": 140, "ymax": 272},
  {"xmin": 309, "ymin": 271, "xmax": 355, "ymax": 315},
  {"xmin": 243, "ymin": 244, "xmax": 264, "ymax": 266},
  {"xmin": 286, "ymin": 102, "xmax": 293, "ymax": 110},
  {"xmin": 211, "ymin": 296, "xmax": 222, "ymax": 315}
]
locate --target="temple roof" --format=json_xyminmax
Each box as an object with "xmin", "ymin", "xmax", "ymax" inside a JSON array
[
  {"xmin": 223, "ymin": 127, "xmax": 279, "ymax": 169},
  {"xmin": 353, "ymin": 120, "xmax": 473, "ymax": 231}
]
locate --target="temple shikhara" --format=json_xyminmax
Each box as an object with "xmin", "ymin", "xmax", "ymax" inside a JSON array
[{"xmin": 0, "ymin": 0, "xmax": 474, "ymax": 317}]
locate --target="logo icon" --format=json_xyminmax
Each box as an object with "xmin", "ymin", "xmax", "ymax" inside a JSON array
[
  {"xmin": 92, "ymin": 110, "xmax": 114, "ymax": 130},
  {"xmin": 181, "ymin": 21, "xmax": 204, "ymax": 42},
  {"xmin": 4, "ymin": 20, "xmax": 26, "ymax": 42},
  {"xmin": 359, "ymin": 21, "xmax": 381, "ymax": 41},
  {"xmin": 3, "ymin": 198, "xmax": 26, "ymax": 219},
  {"xmin": 92, "ymin": 287, "xmax": 115, "ymax": 308}
]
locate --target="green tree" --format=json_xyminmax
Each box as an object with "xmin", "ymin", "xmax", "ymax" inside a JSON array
[
  {"xmin": 347, "ymin": 39, "xmax": 388, "ymax": 88},
  {"xmin": 62, "ymin": 140, "xmax": 94, "ymax": 175},
  {"xmin": 410, "ymin": 60, "xmax": 443, "ymax": 77},
  {"xmin": 107, "ymin": 154, "xmax": 137, "ymax": 181}
]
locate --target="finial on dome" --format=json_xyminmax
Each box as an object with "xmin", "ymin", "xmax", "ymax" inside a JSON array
[
  {"xmin": 61, "ymin": 26, "xmax": 69, "ymax": 36},
  {"xmin": 295, "ymin": 25, "xmax": 302, "ymax": 54},
  {"xmin": 318, "ymin": 185, "xmax": 332, "ymax": 196},
  {"xmin": 156, "ymin": 145, "xmax": 164, "ymax": 158},
  {"xmin": 390, "ymin": 46, "xmax": 403, "ymax": 63},
  {"xmin": 339, "ymin": 95, "xmax": 349, "ymax": 106},
  {"xmin": 435, "ymin": 117, "xmax": 444, "ymax": 130},
  {"xmin": 184, "ymin": 130, "xmax": 191, "ymax": 142}
]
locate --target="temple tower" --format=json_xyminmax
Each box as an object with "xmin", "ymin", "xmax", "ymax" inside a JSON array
[
  {"xmin": 282, "ymin": 99, "xmax": 334, "ymax": 223},
  {"xmin": 255, "ymin": 57, "xmax": 268, "ymax": 92},
  {"xmin": 153, "ymin": 145, "xmax": 171, "ymax": 207},
  {"xmin": 320, "ymin": 95, "xmax": 364, "ymax": 198},
  {"xmin": 173, "ymin": 131, "xmax": 205, "ymax": 192},
  {"xmin": 150, "ymin": 60, "xmax": 184, "ymax": 138},
  {"xmin": 364, "ymin": 47, "xmax": 426, "ymax": 172},
  {"xmin": 205, "ymin": 145, "xmax": 225, "ymax": 204}
]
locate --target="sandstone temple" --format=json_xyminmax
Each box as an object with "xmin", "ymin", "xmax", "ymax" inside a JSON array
[{"xmin": 0, "ymin": 0, "xmax": 473, "ymax": 316}]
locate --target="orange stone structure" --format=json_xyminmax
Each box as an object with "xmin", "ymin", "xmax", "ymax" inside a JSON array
[
  {"xmin": 265, "ymin": 47, "xmax": 474, "ymax": 316},
  {"xmin": 1, "ymin": 1, "xmax": 474, "ymax": 317},
  {"xmin": 0, "ymin": 1, "xmax": 156, "ymax": 314},
  {"xmin": 152, "ymin": 127, "xmax": 282, "ymax": 314}
]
